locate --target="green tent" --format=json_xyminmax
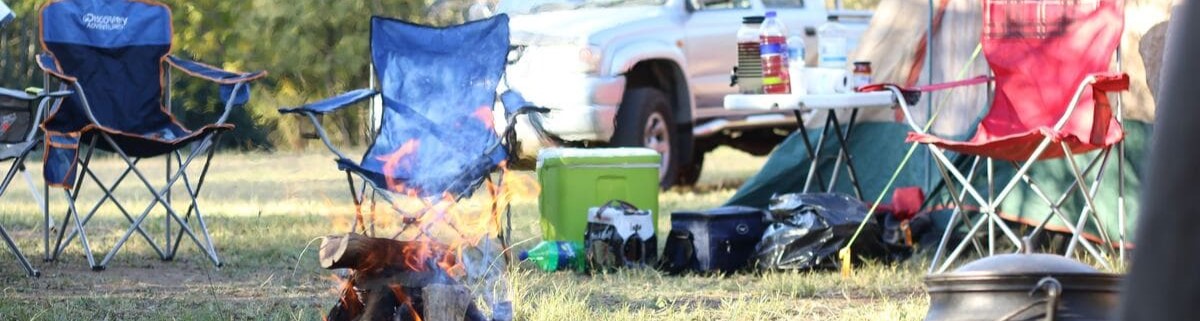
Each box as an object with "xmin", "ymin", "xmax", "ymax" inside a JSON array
[{"xmin": 725, "ymin": 120, "xmax": 1150, "ymax": 248}]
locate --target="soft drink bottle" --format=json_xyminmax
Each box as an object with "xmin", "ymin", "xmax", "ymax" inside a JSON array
[
  {"xmin": 519, "ymin": 241, "xmax": 585, "ymax": 272},
  {"xmin": 759, "ymin": 11, "xmax": 790, "ymax": 94}
]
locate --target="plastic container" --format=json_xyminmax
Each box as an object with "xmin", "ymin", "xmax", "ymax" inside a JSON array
[
  {"xmin": 759, "ymin": 11, "xmax": 790, "ymax": 94},
  {"xmin": 817, "ymin": 15, "xmax": 849, "ymax": 69},
  {"xmin": 787, "ymin": 36, "xmax": 807, "ymax": 95},
  {"xmin": 537, "ymin": 147, "xmax": 660, "ymax": 243},
  {"xmin": 852, "ymin": 61, "xmax": 873, "ymax": 90},
  {"xmin": 735, "ymin": 16, "xmax": 765, "ymax": 94},
  {"xmin": 519, "ymin": 241, "xmax": 585, "ymax": 272}
]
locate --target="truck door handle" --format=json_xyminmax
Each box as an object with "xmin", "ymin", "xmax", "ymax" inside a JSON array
[{"xmin": 805, "ymin": 27, "xmax": 817, "ymax": 36}]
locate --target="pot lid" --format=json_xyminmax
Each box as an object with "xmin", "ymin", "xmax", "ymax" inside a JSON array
[{"xmin": 948, "ymin": 253, "xmax": 1100, "ymax": 275}]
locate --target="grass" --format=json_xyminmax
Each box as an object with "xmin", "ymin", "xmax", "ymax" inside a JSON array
[{"xmin": 0, "ymin": 147, "xmax": 928, "ymax": 320}]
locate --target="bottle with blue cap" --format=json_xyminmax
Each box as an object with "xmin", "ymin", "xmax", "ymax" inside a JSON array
[{"xmin": 758, "ymin": 11, "xmax": 791, "ymax": 94}]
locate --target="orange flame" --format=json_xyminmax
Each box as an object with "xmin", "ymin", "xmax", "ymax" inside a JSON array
[
  {"xmin": 375, "ymin": 138, "xmax": 421, "ymax": 195},
  {"xmin": 473, "ymin": 106, "xmax": 495, "ymax": 130}
]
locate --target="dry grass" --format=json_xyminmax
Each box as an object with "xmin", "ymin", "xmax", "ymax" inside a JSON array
[{"xmin": 0, "ymin": 147, "xmax": 928, "ymax": 320}]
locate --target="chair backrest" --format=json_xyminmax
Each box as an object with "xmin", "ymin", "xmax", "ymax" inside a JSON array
[
  {"xmin": 1, "ymin": 1, "xmax": 14, "ymax": 29},
  {"xmin": 361, "ymin": 15, "xmax": 510, "ymax": 196},
  {"xmin": 39, "ymin": 0, "xmax": 174, "ymax": 136},
  {"xmin": 0, "ymin": 93, "xmax": 34, "ymax": 144},
  {"xmin": 978, "ymin": 0, "xmax": 1124, "ymax": 140}
]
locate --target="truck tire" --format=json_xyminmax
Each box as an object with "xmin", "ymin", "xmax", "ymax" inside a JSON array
[{"xmin": 612, "ymin": 87, "xmax": 680, "ymax": 189}]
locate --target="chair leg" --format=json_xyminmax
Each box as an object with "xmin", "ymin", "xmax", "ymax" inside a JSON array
[
  {"xmin": 1061, "ymin": 144, "xmax": 1115, "ymax": 268},
  {"xmin": 928, "ymin": 146, "xmax": 1024, "ymax": 247},
  {"xmin": 58, "ymin": 162, "xmax": 164, "ymax": 259},
  {"xmin": 0, "ymin": 158, "xmax": 39, "ymax": 277},
  {"xmin": 97, "ymin": 133, "xmax": 222, "ymax": 268},
  {"xmin": 1011, "ymin": 162, "xmax": 1110, "ymax": 266},
  {"xmin": 164, "ymin": 151, "xmax": 173, "ymax": 260},
  {"xmin": 61, "ymin": 189, "xmax": 98, "ymax": 270},
  {"xmin": 52, "ymin": 139, "xmax": 97, "ymax": 263},
  {"xmin": 169, "ymin": 147, "xmax": 222, "ymax": 266},
  {"xmin": 169, "ymin": 141, "xmax": 223, "ymax": 266},
  {"xmin": 0, "ymin": 224, "xmax": 38, "ymax": 277},
  {"xmin": 928, "ymin": 157, "xmax": 986, "ymax": 273},
  {"xmin": 1116, "ymin": 140, "xmax": 1127, "ymax": 263}
]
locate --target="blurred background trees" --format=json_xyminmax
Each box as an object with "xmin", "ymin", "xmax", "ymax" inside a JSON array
[
  {"xmin": 0, "ymin": 0, "xmax": 881, "ymax": 151},
  {"xmin": 0, "ymin": 0, "xmax": 476, "ymax": 151}
]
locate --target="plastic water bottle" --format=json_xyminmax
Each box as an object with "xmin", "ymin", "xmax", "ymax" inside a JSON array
[
  {"xmin": 818, "ymin": 15, "xmax": 849, "ymax": 69},
  {"xmin": 759, "ymin": 11, "xmax": 790, "ymax": 94},
  {"xmin": 519, "ymin": 241, "xmax": 585, "ymax": 272},
  {"xmin": 787, "ymin": 36, "xmax": 807, "ymax": 95}
]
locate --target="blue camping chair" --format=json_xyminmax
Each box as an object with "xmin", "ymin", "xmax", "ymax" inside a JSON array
[
  {"xmin": 279, "ymin": 15, "xmax": 545, "ymax": 243},
  {"xmin": 37, "ymin": 0, "xmax": 266, "ymax": 270}
]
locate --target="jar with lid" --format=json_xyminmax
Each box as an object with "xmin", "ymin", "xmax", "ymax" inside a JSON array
[
  {"xmin": 734, "ymin": 15, "xmax": 765, "ymax": 94},
  {"xmin": 852, "ymin": 61, "xmax": 872, "ymax": 91}
]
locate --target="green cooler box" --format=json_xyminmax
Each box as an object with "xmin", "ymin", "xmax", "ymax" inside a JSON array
[{"xmin": 537, "ymin": 148, "xmax": 660, "ymax": 243}]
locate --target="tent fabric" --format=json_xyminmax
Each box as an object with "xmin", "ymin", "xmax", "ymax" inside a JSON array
[
  {"xmin": 349, "ymin": 15, "xmax": 510, "ymax": 197},
  {"xmin": 37, "ymin": 0, "xmax": 246, "ymax": 188},
  {"xmin": 908, "ymin": 0, "xmax": 1128, "ymax": 162},
  {"xmin": 726, "ymin": 121, "xmax": 1150, "ymax": 247}
]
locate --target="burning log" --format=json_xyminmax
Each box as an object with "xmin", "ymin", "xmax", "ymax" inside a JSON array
[{"xmin": 320, "ymin": 234, "xmax": 486, "ymax": 321}]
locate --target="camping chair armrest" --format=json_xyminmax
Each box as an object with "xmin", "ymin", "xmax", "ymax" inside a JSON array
[
  {"xmin": 277, "ymin": 89, "xmax": 380, "ymax": 161},
  {"xmin": 0, "ymin": 87, "xmax": 38, "ymax": 101},
  {"xmin": 36, "ymin": 53, "xmax": 78, "ymax": 83},
  {"xmin": 166, "ymin": 55, "xmax": 267, "ymax": 85},
  {"xmin": 277, "ymin": 89, "xmax": 379, "ymax": 115},
  {"xmin": 1088, "ymin": 72, "xmax": 1130, "ymax": 93},
  {"xmin": 167, "ymin": 55, "xmax": 267, "ymax": 124},
  {"xmin": 864, "ymin": 76, "xmax": 992, "ymax": 134}
]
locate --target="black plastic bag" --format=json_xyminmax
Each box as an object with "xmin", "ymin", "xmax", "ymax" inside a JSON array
[{"xmin": 755, "ymin": 193, "xmax": 894, "ymax": 270}]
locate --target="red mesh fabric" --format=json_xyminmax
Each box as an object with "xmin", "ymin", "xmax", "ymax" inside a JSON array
[{"xmin": 908, "ymin": 0, "xmax": 1126, "ymax": 161}]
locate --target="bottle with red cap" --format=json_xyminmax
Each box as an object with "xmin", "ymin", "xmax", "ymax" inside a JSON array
[{"xmin": 759, "ymin": 11, "xmax": 790, "ymax": 94}]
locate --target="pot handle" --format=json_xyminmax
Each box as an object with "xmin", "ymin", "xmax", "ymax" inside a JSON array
[
  {"xmin": 997, "ymin": 277, "xmax": 1062, "ymax": 321},
  {"xmin": 1032, "ymin": 277, "xmax": 1063, "ymax": 321}
]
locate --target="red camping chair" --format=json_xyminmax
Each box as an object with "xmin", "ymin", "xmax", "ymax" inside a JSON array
[{"xmin": 876, "ymin": 0, "xmax": 1129, "ymax": 273}]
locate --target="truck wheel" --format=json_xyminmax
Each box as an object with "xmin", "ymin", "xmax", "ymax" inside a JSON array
[{"xmin": 612, "ymin": 87, "xmax": 680, "ymax": 189}]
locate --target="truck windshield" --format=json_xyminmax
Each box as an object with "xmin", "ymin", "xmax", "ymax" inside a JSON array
[{"xmin": 497, "ymin": 0, "xmax": 666, "ymax": 15}]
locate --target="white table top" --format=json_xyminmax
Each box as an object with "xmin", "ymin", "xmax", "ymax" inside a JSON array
[{"xmin": 723, "ymin": 91, "xmax": 898, "ymax": 112}]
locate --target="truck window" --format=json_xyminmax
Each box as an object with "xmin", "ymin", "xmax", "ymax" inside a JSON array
[
  {"xmin": 763, "ymin": 0, "xmax": 805, "ymax": 7},
  {"xmin": 690, "ymin": 0, "xmax": 751, "ymax": 10}
]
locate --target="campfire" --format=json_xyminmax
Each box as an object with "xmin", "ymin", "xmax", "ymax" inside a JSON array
[
  {"xmin": 317, "ymin": 137, "xmax": 537, "ymax": 321},
  {"xmin": 319, "ymin": 234, "xmax": 486, "ymax": 321},
  {"xmin": 311, "ymin": 103, "xmax": 538, "ymax": 321}
]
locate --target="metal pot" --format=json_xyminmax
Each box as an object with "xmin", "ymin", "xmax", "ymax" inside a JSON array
[{"xmin": 924, "ymin": 253, "xmax": 1121, "ymax": 321}]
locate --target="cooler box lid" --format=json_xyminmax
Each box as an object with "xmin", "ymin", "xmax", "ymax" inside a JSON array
[{"xmin": 537, "ymin": 147, "xmax": 661, "ymax": 168}]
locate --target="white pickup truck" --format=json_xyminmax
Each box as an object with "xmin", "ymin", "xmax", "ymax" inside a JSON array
[{"xmin": 494, "ymin": 0, "xmax": 870, "ymax": 187}]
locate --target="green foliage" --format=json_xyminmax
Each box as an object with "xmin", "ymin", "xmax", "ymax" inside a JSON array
[{"xmin": 0, "ymin": 0, "xmax": 478, "ymax": 151}]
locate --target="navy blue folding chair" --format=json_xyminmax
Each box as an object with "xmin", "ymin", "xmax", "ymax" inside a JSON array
[
  {"xmin": 279, "ymin": 14, "xmax": 544, "ymax": 245},
  {"xmin": 37, "ymin": 0, "xmax": 266, "ymax": 270}
]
